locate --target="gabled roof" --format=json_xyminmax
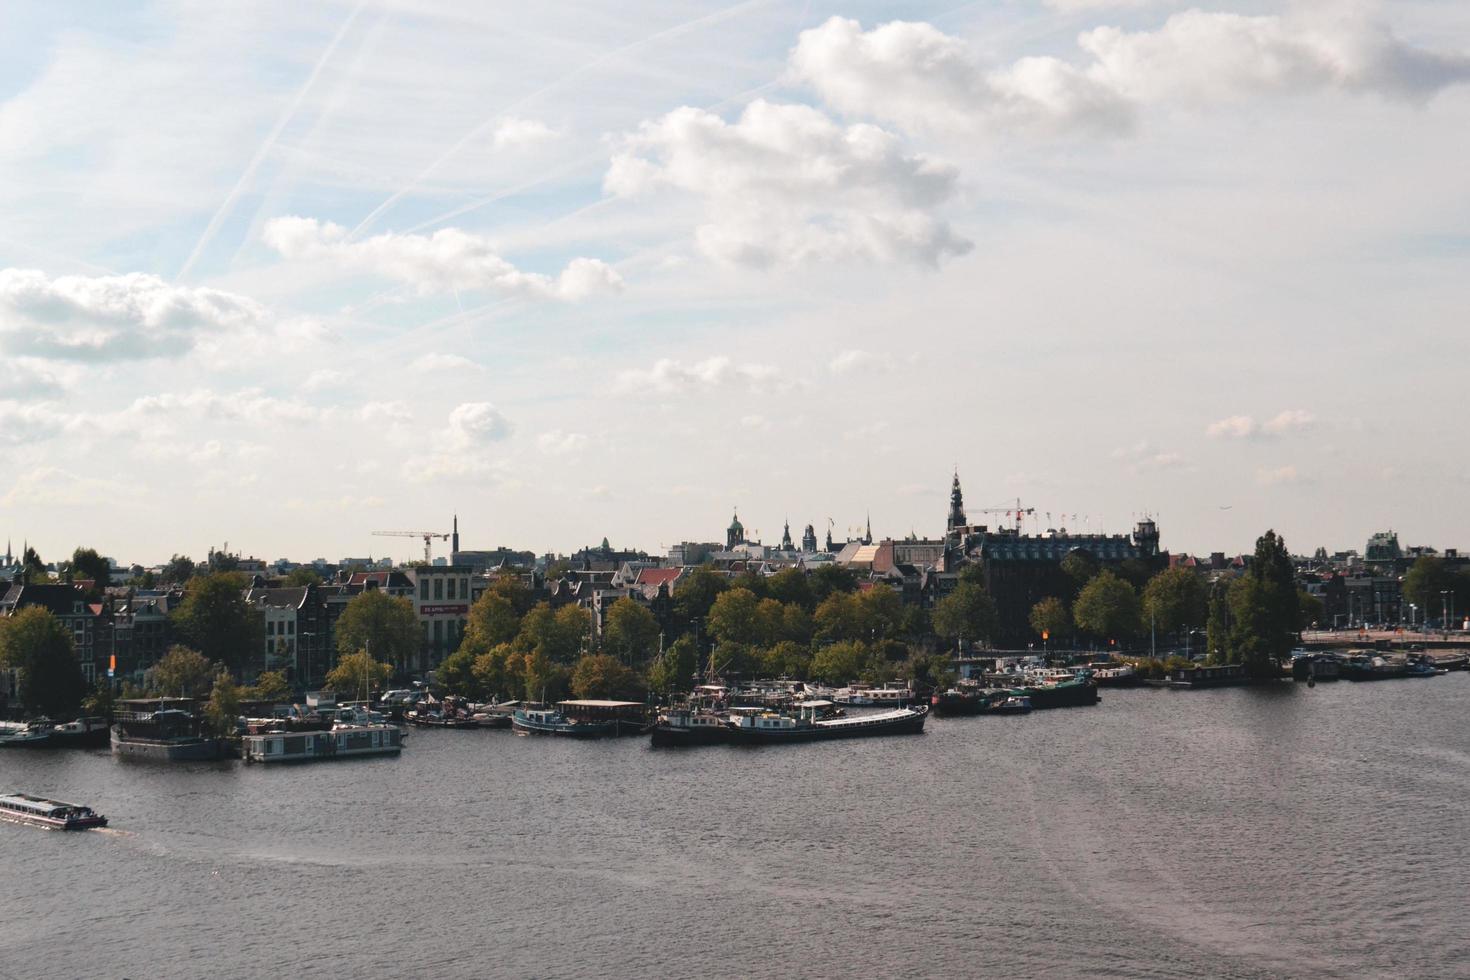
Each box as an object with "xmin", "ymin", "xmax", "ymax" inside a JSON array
[{"xmin": 636, "ymin": 567, "xmax": 682, "ymax": 589}]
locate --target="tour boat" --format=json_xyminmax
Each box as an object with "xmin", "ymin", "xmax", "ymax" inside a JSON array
[
  {"xmin": 241, "ymin": 722, "xmax": 403, "ymax": 763},
  {"xmin": 0, "ymin": 720, "xmax": 55, "ymax": 748},
  {"xmin": 723, "ymin": 702, "xmax": 928, "ymax": 744},
  {"xmin": 0, "ymin": 792, "xmax": 108, "ymax": 830}
]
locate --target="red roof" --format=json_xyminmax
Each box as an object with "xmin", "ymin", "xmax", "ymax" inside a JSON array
[{"xmin": 636, "ymin": 568, "xmax": 681, "ymax": 588}]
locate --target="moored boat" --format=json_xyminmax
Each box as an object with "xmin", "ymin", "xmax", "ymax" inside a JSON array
[
  {"xmin": 512, "ymin": 705, "xmax": 619, "ymax": 738},
  {"xmin": 242, "ymin": 722, "xmax": 403, "ymax": 763},
  {"xmin": 831, "ymin": 683, "xmax": 914, "ymax": 707},
  {"xmin": 0, "ymin": 792, "xmax": 108, "ymax": 830},
  {"xmin": 111, "ymin": 700, "xmax": 229, "ymax": 761},
  {"xmin": 724, "ymin": 702, "xmax": 928, "ymax": 744},
  {"xmin": 649, "ymin": 706, "xmax": 731, "ymax": 747},
  {"xmin": 0, "ymin": 720, "xmax": 55, "ymax": 748},
  {"xmin": 1011, "ymin": 671, "xmax": 1100, "ymax": 708},
  {"xmin": 49, "ymin": 716, "xmax": 112, "ymax": 747}
]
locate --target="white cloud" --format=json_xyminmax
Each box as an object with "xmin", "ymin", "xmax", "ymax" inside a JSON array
[
  {"xmin": 0, "ymin": 466, "xmax": 144, "ymax": 507},
  {"xmin": 790, "ymin": 17, "xmax": 1129, "ymax": 136},
  {"xmin": 444, "ymin": 401, "xmax": 511, "ymax": 449},
  {"xmin": 5, "ymin": 360, "xmax": 67, "ymax": 400},
  {"xmin": 0, "ymin": 401, "xmax": 67, "ymax": 445},
  {"xmin": 1207, "ymin": 415, "xmax": 1257, "ymax": 439},
  {"xmin": 411, "ymin": 352, "xmax": 481, "ymax": 373},
  {"xmin": 789, "ymin": 13, "xmax": 1470, "ymax": 140},
  {"xmin": 614, "ymin": 356, "xmax": 783, "ymax": 394},
  {"xmin": 740, "ymin": 414, "xmax": 770, "ymax": 431},
  {"xmin": 1257, "ymin": 464, "xmax": 1302, "ymax": 486},
  {"xmin": 118, "ymin": 388, "xmax": 323, "ymax": 428},
  {"xmin": 828, "ymin": 348, "xmax": 891, "ymax": 374},
  {"xmin": 537, "ymin": 429, "xmax": 588, "ymax": 455},
  {"xmin": 605, "ymin": 99, "xmax": 970, "ymax": 268},
  {"xmin": 1208, "ymin": 409, "xmax": 1316, "ymax": 439},
  {"xmin": 1261, "ymin": 409, "xmax": 1315, "ymax": 435},
  {"xmin": 262, "ymin": 217, "xmax": 622, "ymax": 301},
  {"xmin": 0, "ymin": 268, "xmax": 266, "ymax": 361},
  {"xmin": 492, "ymin": 116, "xmax": 558, "ymax": 148},
  {"xmin": 302, "ymin": 368, "xmax": 346, "ymax": 391},
  {"xmin": 1044, "ymin": 0, "xmax": 1159, "ymax": 10},
  {"xmin": 1111, "ymin": 439, "xmax": 1188, "ymax": 472},
  {"xmin": 359, "ymin": 401, "xmax": 414, "ymax": 425}
]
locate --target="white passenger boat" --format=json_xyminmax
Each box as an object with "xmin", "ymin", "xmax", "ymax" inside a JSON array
[
  {"xmin": 0, "ymin": 792, "xmax": 108, "ymax": 830},
  {"xmin": 831, "ymin": 683, "xmax": 914, "ymax": 707}
]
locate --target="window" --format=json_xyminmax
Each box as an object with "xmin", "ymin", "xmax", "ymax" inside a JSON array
[
  {"xmin": 287, "ymin": 621, "xmax": 294, "ymax": 635},
  {"xmin": 433, "ymin": 577, "xmax": 443, "ymax": 600},
  {"xmin": 460, "ymin": 578, "xmax": 468, "ymax": 600},
  {"xmin": 446, "ymin": 577, "xmax": 456, "ymax": 600},
  {"xmin": 420, "ymin": 578, "xmax": 429, "ymax": 600},
  {"xmin": 433, "ymin": 620, "xmax": 443, "ymax": 647}
]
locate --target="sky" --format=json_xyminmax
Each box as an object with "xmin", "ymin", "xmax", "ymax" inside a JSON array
[{"xmin": 1, "ymin": 0, "xmax": 1468, "ymax": 567}]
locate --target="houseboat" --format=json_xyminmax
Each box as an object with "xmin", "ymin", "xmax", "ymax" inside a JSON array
[
  {"xmin": 513, "ymin": 700, "xmax": 648, "ymax": 737},
  {"xmin": 724, "ymin": 701, "xmax": 927, "ymax": 745},
  {"xmin": 931, "ymin": 688, "xmax": 1035, "ymax": 716},
  {"xmin": 241, "ymin": 723, "xmax": 402, "ymax": 763},
  {"xmin": 1292, "ymin": 653, "xmax": 1340, "ymax": 682},
  {"xmin": 111, "ymin": 699, "xmax": 229, "ymax": 761},
  {"xmin": 1161, "ymin": 663, "xmax": 1250, "ymax": 689},
  {"xmin": 0, "ymin": 792, "xmax": 108, "ymax": 830},
  {"xmin": 649, "ymin": 706, "xmax": 731, "ymax": 747},
  {"xmin": 1011, "ymin": 670, "xmax": 1100, "ymax": 708}
]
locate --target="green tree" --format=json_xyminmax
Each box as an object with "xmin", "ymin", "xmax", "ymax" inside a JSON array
[
  {"xmin": 334, "ymin": 589, "xmax": 420, "ymax": 673},
  {"xmin": 809, "ymin": 563, "xmax": 858, "ymax": 602},
  {"xmin": 523, "ymin": 647, "xmax": 570, "ymax": 702},
  {"xmin": 325, "ymin": 650, "xmax": 392, "ymax": 698},
  {"xmin": 1029, "ymin": 596, "xmax": 1071, "ymax": 642},
  {"xmin": 759, "ymin": 640, "xmax": 811, "ymax": 679},
  {"xmin": 248, "ymin": 670, "xmax": 292, "ymax": 702},
  {"xmin": 0, "ymin": 606, "xmax": 86, "ymax": 717},
  {"xmin": 515, "ymin": 603, "xmax": 589, "ymax": 663},
  {"xmin": 765, "ymin": 567, "xmax": 813, "ymax": 610},
  {"xmin": 148, "ymin": 644, "xmax": 216, "ymax": 697},
  {"xmin": 1403, "ymin": 556, "xmax": 1453, "ymax": 618},
  {"xmin": 780, "ymin": 603, "xmax": 814, "ymax": 644},
  {"xmin": 1297, "ymin": 589, "xmax": 1324, "ymax": 630},
  {"xmin": 171, "ymin": 572, "xmax": 263, "ymax": 676},
  {"xmin": 67, "ymin": 547, "xmax": 113, "ymax": 595},
  {"xmin": 204, "ymin": 669, "xmax": 241, "ymax": 736},
  {"xmin": 707, "ymin": 588, "xmax": 764, "ymax": 646},
  {"xmin": 1206, "ymin": 578, "xmax": 1232, "ymax": 663},
  {"xmin": 1073, "ymin": 571, "xmax": 1142, "ymax": 643},
  {"xmin": 161, "ymin": 554, "xmax": 196, "ymax": 586},
  {"xmin": 464, "ymin": 590, "xmax": 521, "ymax": 651},
  {"xmin": 570, "ymin": 653, "xmax": 645, "ymax": 701},
  {"xmin": 673, "ymin": 566, "xmax": 729, "ymax": 626},
  {"xmin": 931, "ymin": 582, "xmax": 999, "ymax": 649},
  {"xmin": 646, "ymin": 635, "xmax": 698, "ymax": 695},
  {"xmin": 20, "ymin": 546, "xmax": 47, "ymax": 585},
  {"xmin": 434, "ymin": 646, "xmax": 481, "ymax": 698},
  {"xmin": 809, "ymin": 639, "xmax": 869, "ymax": 685},
  {"xmin": 488, "ymin": 575, "xmax": 536, "ymax": 615},
  {"xmin": 82, "ymin": 678, "xmax": 115, "ymax": 719},
  {"xmin": 284, "ymin": 567, "xmax": 323, "ymax": 587},
  {"xmin": 1061, "ymin": 550, "xmax": 1099, "ymax": 590},
  {"xmin": 1141, "ymin": 567, "xmax": 1208, "ymax": 637},
  {"xmin": 1231, "ymin": 530, "xmax": 1299, "ymax": 678},
  {"xmin": 859, "ymin": 585, "xmax": 904, "ymax": 641},
  {"xmin": 602, "ymin": 597, "xmax": 660, "ymax": 664},
  {"xmin": 471, "ymin": 643, "xmax": 525, "ymax": 702},
  {"xmin": 813, "ymin": 592, "xmax": 865, "ymax": 644}
]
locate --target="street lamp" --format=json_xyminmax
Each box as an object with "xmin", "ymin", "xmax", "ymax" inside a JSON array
[{"xmin": 1442, "ymin": 590, "xmax": 1450, "ymax": 638}]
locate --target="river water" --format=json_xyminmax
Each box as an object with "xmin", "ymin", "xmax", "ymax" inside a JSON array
[{"xmin": 3, "ymin": 676, "xmax": 1468, "ymax": 979}]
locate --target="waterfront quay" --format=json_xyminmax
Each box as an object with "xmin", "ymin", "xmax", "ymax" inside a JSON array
[{"xmin": 4, "ymin": 675, "xmax": 1469, "ymax": 980}]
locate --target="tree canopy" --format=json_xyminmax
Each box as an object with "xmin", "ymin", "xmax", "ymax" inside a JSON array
[
  {"xmin": 334, "ymin": 589, "xmax": 420, "ymax": 672},
  {"xmin": 1141, "ymin": 567, "xmax": 1208, "ymax": 636},
  {"xmin": 67, "ymin": 547, "xmax": 112, "ymax": 594},
  {"xmin": 931, "ymin": 582, "xmax": 999, "ymax": 648},
  {"xmin": 570, "ymin": 653, "xmax": 645, "ymax": 701},
  {"xmin": 0, "ymin": 606, "xmax": 86, "ymax": 717},
  {"xmin": 148, "ymin": 645, "xmax": 217, "ymax": 698},
  {"xmin": 325, "ymin": 651, "xmax": 392, "ymax": 698},
  {"xmin": 601, "ymin": 597, "xmax": 661, "ymax": 664},
  {"xmin": 171, "ymin": 572, "xmax": 262, "ymax": 676},
  {"xmin": 1029, "ymin": 596, "xmax": 1070, "ymax": 642},
  {"xmin": 1073, "ymin": 571, "xmax": 1142, "ymax": 642}
]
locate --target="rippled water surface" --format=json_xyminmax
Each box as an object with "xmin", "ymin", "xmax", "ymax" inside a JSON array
[{"xmin": 4, "ymin": 676, "xmax": 1469, "ymax": 979}]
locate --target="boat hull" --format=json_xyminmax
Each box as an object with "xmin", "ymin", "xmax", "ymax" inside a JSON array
[
  {"xmin": 511, "ymin": 718, "xmax": 618, "ymax": 738},
  {"xmin": 1011, "ymin": 681, "xmax": 1098, "ymax": 709},
  {"xmin": 726, "ymin": 707, "xmax": 928, "ymax": 745},
  {"xmin": 649, "ymin": 723, "xmax": 730, "ymax": 747},
  {"xmin": 111, "ymin": 727, "xmax": 229, "ymax": 761}
]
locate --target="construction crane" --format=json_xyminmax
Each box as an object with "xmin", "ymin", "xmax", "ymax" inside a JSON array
[
  {"xmin": 372, "ymin": 530, "xmax": 451, "ymax": 564},
  {"xmin": 975, "ymin": 498, "xmax": 1036, "ymax": 533}
]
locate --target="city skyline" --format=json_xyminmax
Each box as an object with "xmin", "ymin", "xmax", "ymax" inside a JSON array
[{"xmin": 3, "ymin": 1, "xmax": 1469, "ymax": 564}]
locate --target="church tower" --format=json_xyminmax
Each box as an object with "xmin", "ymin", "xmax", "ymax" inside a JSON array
[
  {"xmin": 863, "ymin": 513, "xmax": 873, "ymax": 546},
  {"xmin": 781, "ymin": 520, "xmax": 793, "ymax": 551},
  {"xmin": 726, "ymin": 509, "xmax": 745, "ymax": 550},
  {"xmin": 801, "ymin": 523, "xmax": 817, "ymax": 553},
  {"xmin": 452, "ymin": 514, "xmax": 460, "ymax": 556},
  {"xmin": 947, "ymin": 471, "xmax": 967, "ymax": 534}
]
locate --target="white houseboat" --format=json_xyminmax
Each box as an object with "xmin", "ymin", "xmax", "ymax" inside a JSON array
[{"xmin": 242, "ymin": 723, "xmax": 402, "ymax": 763}]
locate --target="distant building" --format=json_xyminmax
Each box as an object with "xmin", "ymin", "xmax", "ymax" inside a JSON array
[{"xmin": 408, "ymin": 566, "xmax": 472, "ymax": 672}]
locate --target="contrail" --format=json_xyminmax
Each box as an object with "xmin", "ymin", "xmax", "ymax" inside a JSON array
[
  {"xmin": 177, "ymin": 1, "xmax": 369, "ymax": 281},
  {"xmin": 349, "ymin": 0, "xmax": 776, "ymax": 239}
]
